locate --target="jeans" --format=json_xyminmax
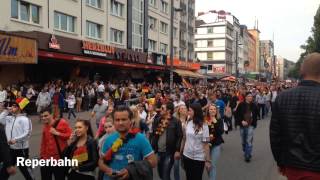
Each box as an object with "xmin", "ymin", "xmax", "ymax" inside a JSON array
[
  {"xmin": 240, "ymin": 126, "xmax": 254, "ymax": 159},
  {"xmin": 210, "ymin": 145, "xmax": 221, "ymax": 180},
  {"xmin": 157, "ymin": 152, "xmax": 174, "ymax": 180},
  {"xmin": 258, "ymin": 104, "xmax": 265, "ymax": 119},
  {"xmin": 173, "ymin": 159, "xmax": 180, "ymax": 180},
  {"xmin": 68, "ymin": 108, "xmax": 76, "ymax": 119}
]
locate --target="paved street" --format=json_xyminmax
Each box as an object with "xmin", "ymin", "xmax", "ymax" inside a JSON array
[{"xmin": 11, "ymin": 111, "xmax": 286, "ymax": 180}]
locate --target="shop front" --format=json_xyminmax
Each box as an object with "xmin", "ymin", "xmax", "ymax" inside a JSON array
[
  {"xmin": 0, "ymin": 32, "xmax": 37, "ymax": 86},
  {"xmin": 6, "ymin": 31, "xmax": 166, "ymax": 83},
  {"xmin": 166, "ymin": 58, "xmax": 202, "ymax": 86}
]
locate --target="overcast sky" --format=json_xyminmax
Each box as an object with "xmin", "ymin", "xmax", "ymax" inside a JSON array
[{"xmin": 195, "ymin": 0, "xmax": 319, "ymax": 62}]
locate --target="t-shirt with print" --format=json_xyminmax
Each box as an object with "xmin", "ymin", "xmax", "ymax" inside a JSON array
[
  {"xmin": 72, "ymin": 146, "xmax": 88, "ymax": 165},
  {"xmin": 102, "ymin": 132, "xmax": 154, "ymax": 180}
]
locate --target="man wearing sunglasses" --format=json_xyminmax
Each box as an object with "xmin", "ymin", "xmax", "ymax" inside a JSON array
[
  {"xmin": 150, "ymin": 102, "xmax": 183, "ymax": 180},
  {"xmin": 0, "ymin": 100, "xmax": 34, "ymax": 180}
]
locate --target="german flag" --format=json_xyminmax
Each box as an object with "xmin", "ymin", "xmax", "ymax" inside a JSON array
[{"xmin": 16, "ymin": 98, "xmax": 29, "ymax": 110}]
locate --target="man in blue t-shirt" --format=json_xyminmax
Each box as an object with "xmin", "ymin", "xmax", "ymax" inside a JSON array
[{"xmin": 99, "ymin": 106, "xmax": 157, "ymax": 180}]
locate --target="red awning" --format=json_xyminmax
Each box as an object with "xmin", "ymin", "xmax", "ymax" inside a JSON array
[
  {"xmin": 38, "ymin": 50, "xmax": 165, "ymax": 70},
  {"xmin": 220, "ymin": 76, "xmax": 236, "ymax": 82}
]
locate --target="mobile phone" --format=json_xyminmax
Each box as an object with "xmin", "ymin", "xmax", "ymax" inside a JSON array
[{"xmin": 112, "ymin": 170, "xmax": 120, "ymax": 176}]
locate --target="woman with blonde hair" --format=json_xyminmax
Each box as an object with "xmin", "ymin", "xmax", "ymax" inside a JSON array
[
  {"xmin": 205, "ymin": 104, "xmax": 224, "ymax": 180},
  {"xmin": 130, "ymin": 105, "xmax": 149, "ymax": 134},
  {"xmin": 173, "ymin": 104, "xmax": 188, "ymax": 180}
]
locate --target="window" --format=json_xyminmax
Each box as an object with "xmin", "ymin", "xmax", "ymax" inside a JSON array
[
  {"xmin": 208, "ymin": 65, "xmax": 213, "ymax": 70},
  {"xmin": 207, "ymin": 52, "xmax": 213, "ymax": 60},
  {"xmin": 110, "ymin": 28, "xmax": 123, "ymax": 44},
  {"xmin": 11, "ymin": 0, "xmax": 40, "ymax": 24},
  {"xmin": 54, "ymin": 12, "xmax": 75, "ymax": 32},
  {"xmin": 86, "ymin": 0, "xmax": 101, "ymax": 8},
  {"xmin": 149, "ymin": 16, "xmax": 157, "ymax": 30},
  {"xmin": 207, "ymin": 27, "xmax": 213, "ymax": 33},
  {"xmin": 132, "ymin": 0, "xmax": 143, "ymax": 50},
  {"xmin": 214, "ymin": 52, "xmax": 225, "ymax": 60},
  {"xmin": 148, "ymin": 39, "xmax": 157, "ymax": 51},
  {"xmin": 173, "ymin": 27, "xmax": 177, "ymax": 39},
  {"xmin": 196, "ymin": 28, "xmax": 207, "ymax": 34},
  {"xmin": 160, "ymin": 0, "xmax": 168, "ymax": 14},
  {"xmin": 214, "ymin": 39, "xmax": 225, "ymax": 47},
  {"xmin": 160, "ymin": 43, "xmax": 168, "ymax": 53},
  {"xmin": 196, "ymin": 52, "xmax": 206, "ymax": 60},
  {"xmin": 226, "ymin": 39, "xmax": 232, "ymax": 49},
  {"xmin": 196, "ymin": 40, "xmax": 207, "ymax": 48},
  {"xmin": 226, "ymin": 27, "xmax": 232, "ymax": 36},
  {"xmin": 110, "ymin": 0, "xmax": 124, "ymax": 17},
  {"xmin": 86, "ymin": 21, "xmax": 101, "ymax": 39},
  {"xmin": 207, "ymin": 40, "xmax": 213, "ymax": 47},
  {"xmin": 214, "ymin": 26, "xmax": 225, "ymax": 33},
  {"xmin": 160, "ymin": 21, "xmax": 168, "ymax": 34},
  {"xmin": 149, "ymin": 0, "xmax": 156, "ymax": 7}
]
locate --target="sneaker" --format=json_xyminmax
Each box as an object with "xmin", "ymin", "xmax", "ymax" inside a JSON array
[{"xmin": 245, "ymin": 157, "xmax": 251, "ymax": 163}]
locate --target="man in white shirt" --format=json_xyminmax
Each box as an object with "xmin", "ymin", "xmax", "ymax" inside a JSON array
[
  {"xmin": 270, "ymin": 86, "xmax": 278, "ymax": 111},
  {"xmin": 36, "ymin": 88, "xmax": 51, "ymax": 113},
  {"xmin": 97, "ymin": 82, "xmax": 105, "ymax": 97},
  {"xmin": 0, "ymin": 84, "xmax": 7, "ymax": 105},
  {"xmin": 255, "ymin": 91, "xmax": 266, "ymax": 119}
]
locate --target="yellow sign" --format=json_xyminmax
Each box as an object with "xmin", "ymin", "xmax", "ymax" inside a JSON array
[{"xmin": 0, "ymin": 33, "xmax": 37, "ymax": 64}]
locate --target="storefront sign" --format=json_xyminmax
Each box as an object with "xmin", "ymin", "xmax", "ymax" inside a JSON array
[
  {"xmin": 49, "ymin": 35, "xmax": 60, "ymax": 49},
  {"xmin": 213, "ymin": 65, "xmax": 225, "ymax": 73},
  {"xmin": 115, "ymin": 49, "xmax": 147, "ymax": 64},
  {"xmin": 82, "ymin": 40, "xmax": 115, "ymax": 57},
  {"xmin": 0, "ymin": 33, "xmax": 37, "ymax": 64},
  {"xmin": 167, "ymin": 58, "xmax": 200, "ymax": 70}
]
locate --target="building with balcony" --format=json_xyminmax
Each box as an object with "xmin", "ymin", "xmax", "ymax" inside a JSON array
[
  {"xmin": 0, "ymin": 0, "xmax": 198, "ymax": 84},
  {"xmin": 260, "ymin": 40, "xmax": 275, "ymax": 79},
  {"xmin": 195, "ymin": 19, "xmax": 234, "ymax": 75}
]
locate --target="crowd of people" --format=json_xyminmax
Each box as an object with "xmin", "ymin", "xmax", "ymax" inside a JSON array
[{"xmin": 1, "ymin": 54, "xmax": 316, "ymax": 180}]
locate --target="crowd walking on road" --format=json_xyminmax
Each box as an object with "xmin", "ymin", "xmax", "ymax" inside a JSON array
[{"xmin": 1, "ymin": 53, "xmax": 319, "ymax": 180}]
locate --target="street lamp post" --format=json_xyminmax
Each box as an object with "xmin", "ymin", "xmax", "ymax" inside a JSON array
[
  {"xmin": 169, "ymin": 0, "xmax": 182, "ymax": 90},
  {"xmin": 170, "ymin": 0, "xmax": 174, "ymax": 90},
  {"xmin": 235, "ymin": 31, "xmax": 239, "ymax": 78}
]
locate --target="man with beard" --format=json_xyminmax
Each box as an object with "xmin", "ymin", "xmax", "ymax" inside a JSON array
[{"xmin": 150, "ymin": 102, "xmax": 183, "ymax": 180}]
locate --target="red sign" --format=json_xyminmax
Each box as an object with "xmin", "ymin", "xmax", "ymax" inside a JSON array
[
  {"xmin": 49, "ymin": 35, "xmax": 60, "ymax": 49},
  {"xmin": 213, "ymin": 65, "xmax": 225, "ymax": 73},
  {"xmin": 82, "ymin": 40, "xmax": 115, "ymax": 56},
  {"xmin": 167, "ymin": 58, "xmax": 200, "ymax": 70}
]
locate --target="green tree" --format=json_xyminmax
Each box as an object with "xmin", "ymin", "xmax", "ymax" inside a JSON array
[{"xmin": 288, "ymin": 5, "xmax": 320, "ymax": 78}]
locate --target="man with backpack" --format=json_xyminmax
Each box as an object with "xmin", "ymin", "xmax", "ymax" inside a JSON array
[{"xmin": 40, "ymin": 107, "xmax": 72, "ymax": 180}]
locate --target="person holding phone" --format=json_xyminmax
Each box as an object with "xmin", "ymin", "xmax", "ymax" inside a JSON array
[{"xmin": 64, "ymin": 119, "xmax": 98, "ymax": 180}]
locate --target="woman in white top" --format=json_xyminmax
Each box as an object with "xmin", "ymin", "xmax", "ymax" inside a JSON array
[{"xmin": 182, "ymin": 103, "xmax": 211, "ymax": 180}]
